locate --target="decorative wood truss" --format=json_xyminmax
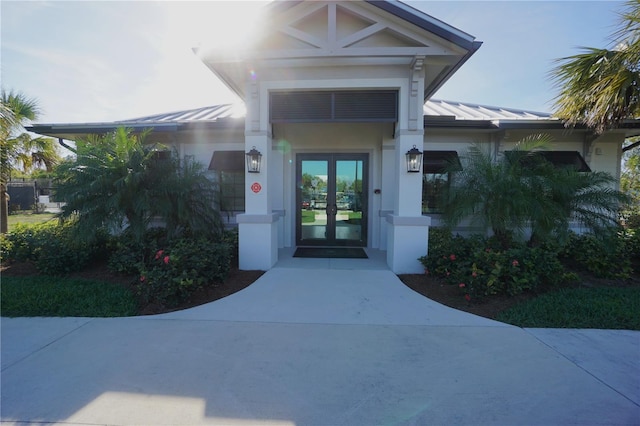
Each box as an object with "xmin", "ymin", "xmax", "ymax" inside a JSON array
[{"xmin": 198, "ymin": 1, "xmax": 480, "ymax": 102}]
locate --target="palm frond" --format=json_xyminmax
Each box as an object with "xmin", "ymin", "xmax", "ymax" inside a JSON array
[{"xmin": 550, "ymin": 1, "xmax": 640, "ymax": 132}]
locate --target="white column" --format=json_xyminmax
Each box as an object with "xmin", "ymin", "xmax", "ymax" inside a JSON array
[
  {"xmin": 378, "ymin": 144, "xmax": 396, "ymax": 250},
  {"xmin": 244, "ymin": 132, "xmax": 272, "ymax": 215},
  {"xmin": 394, "ymin": 132, "xmax": 423, "ymax": 217},
  {"xmin": 237, "ymin": 78, "xmax": 279, "ymax": 270},
  {"xmin": 386, "ymin": 57, "xmax": 430, "ymax": 273}
]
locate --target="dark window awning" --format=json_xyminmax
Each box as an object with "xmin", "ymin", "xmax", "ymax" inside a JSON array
[
  {"xmin": 506, "ymin": 150, "xmax": 591, "ymax": 172},
  {"xmin": 208, "ymin": 151, "xmax": 244, "ymax": 172},
  {"xmin": 423, "ymin": 150, "xmax": 462, "ymax": 173}
]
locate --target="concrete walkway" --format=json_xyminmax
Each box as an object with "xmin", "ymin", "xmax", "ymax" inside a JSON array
[{"xmin": 2, "ymin": 255, "xmax": 639, "ymax": 425}]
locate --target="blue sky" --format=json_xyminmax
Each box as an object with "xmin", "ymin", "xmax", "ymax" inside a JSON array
[{"xmin": 1, "ymin": 1, "xmax": 626, "ymax": 124}]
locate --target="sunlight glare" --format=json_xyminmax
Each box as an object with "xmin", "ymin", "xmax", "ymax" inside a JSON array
[
  {"xmin": 231, "ymin": 102, "xmax": 247, "ymax": 118},
  {"xmin": 66, "ymin": 391, "xmax": 296, "ymax": 425},
  {"xmin": 190, "ymin": 2, "xmax": 268, "ymax": 58}
]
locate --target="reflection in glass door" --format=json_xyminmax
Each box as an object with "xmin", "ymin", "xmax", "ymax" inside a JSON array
[{"xmin": 296, "ymin": 154, "xmax": 368, "ymax": 246}]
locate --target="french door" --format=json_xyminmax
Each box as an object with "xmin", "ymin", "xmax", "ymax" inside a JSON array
[{"xmin": 296, "ymin": 154, "xmax": 368, "ymax": 247}]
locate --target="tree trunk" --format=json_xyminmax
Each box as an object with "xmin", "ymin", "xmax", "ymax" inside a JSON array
[{"xmin": 1, "ymin": 183, "xmax": 9, "ymax": 234}]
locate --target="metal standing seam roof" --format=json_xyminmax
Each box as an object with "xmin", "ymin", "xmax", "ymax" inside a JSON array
[
  {"xmin": 26, "ymin": 100, "xmax": 561, "ymax": 140},
  {"xmin": 115, "ymin": 104, "xmax": 243, "ymax": 125},
  {"xmin": 423, "ymin": 100, "xmax": 552, "ymax": 121},
  {"xmin": 114, "ymin": 100, "xmax": 552, "ymax": 126}
]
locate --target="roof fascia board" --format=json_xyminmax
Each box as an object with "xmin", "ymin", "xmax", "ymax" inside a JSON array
[
  {"xmin": 180, "ymin": 120, "xmax": 245, "ymax": 131},
  {"xmin": 494, "ymin": 121, "xmax": 582, "ymax": 130},
  {"xmin": 424, "ymin": 120, "xmax": 495, "ymax": 129},
  {"xmin": 27, "ymin": 119, "xmax": 245, "ymax": 140},
  {"xmin": 28, "ymin": 123, "xmax": 178, "ymax": 133}
]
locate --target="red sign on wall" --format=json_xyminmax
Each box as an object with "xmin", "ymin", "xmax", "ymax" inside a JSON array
[{"xmin": 251, "ymin": 182, "xmax": 262, "ymax": 193}]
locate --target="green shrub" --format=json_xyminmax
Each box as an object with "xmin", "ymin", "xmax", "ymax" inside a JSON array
[
  {"xmin": 1, "ymin": 223, "xmax": 41, "ymax": 262},
  {"xmin": 107, "ymin": 228, "xmax": 236, "ymax": 306},
  {"xmin": 107, "ymin": 228, "xmax": 168, "ymax": 275},
  {"xmin": 459, "ymin": 244, "xmax": 569, "ymax": 298},
  {"xmin": 622, "ymin": 228, "xmax": 640, "ymax": 263},
  {"xmin": 561, "ymin": 232, "xmax": 632, "ymax": 279},
  {"xmin": 420, "ymin": 229, "xmax": 573, "ymax": 300},
  {"xmin": 1, "ymin": 221, "xmax": 107, "ymax": 275},
  {"xmin": 220, "ymin": 228, "xmax": 239, "ymax": 266},
  {"xmin": 0, "ymin": 234, "xmax": 12, "ymax": 262},
  {"xmin": 624, "ymin": 211, "xmax": 640, "ymax": 230},
  {"xmin": 137, "ymin": 237, "xmax": 232, "ymax": 307},
  {"xmin": 420, "ymin": 228, "xmax": 472, "ymax": 278}
]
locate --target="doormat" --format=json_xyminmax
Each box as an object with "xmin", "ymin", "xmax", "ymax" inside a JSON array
[{"xmin": 293, "ymin": 247, "xmax": 368, "ymax": 259}]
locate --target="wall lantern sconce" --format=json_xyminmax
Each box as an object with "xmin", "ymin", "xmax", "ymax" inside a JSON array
[
  {"xmin": 246, "ymin": 146, "xmax": 262, "ymax": 173},
  {"xmin": 405, "ymin": 145, "xmax": 423, "ymax": 173}
]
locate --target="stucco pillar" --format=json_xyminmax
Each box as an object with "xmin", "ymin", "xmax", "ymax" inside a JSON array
[
  {"xmin": 386, "ymin": 57, "xmax": 430, "ymax": 273},
  {"xmin": 237, "ymin": 78, "xmax": 278, "ymax": 270},
  {"xmin": 386, "ymin": 131, "xmax": 430, "ymax": 273}
]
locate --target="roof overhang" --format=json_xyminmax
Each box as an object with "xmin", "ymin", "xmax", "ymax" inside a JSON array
[
  {"xmin": 368, "ymin": 0, "xmax": 482, "ymax": 98},
  {"xmin": 196, "ymin": 0, "xmax": 481, "ymax": 102},
  {"xmin": 424, "ymin": 117, "xmax": 640, "ymax": 137},
  {"xmin": 494, "ymin": 119, "xmax": 640, "ymax": 138}
]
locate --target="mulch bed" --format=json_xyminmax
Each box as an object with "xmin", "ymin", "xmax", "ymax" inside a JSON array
[
  {"xmin": 2, "ymin": 259, "xmax": 638, "ymax": 320},
  {"xmin": 398, "ymin": 273, "xmax": 537, "ymax": 320}
]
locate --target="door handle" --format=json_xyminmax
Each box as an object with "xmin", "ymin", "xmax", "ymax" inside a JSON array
[{"xmin": 326, "ymin": 204, "xmax": 337, "ymax": 216}]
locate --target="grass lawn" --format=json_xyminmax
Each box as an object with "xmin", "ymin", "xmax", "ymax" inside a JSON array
[
  {"xmin": 7, "ymin": 212, "xmax": 57, "ymax": 231},
  {"xmin": 301, "ymin": 210, "xmax": 316, "ymax": 223},
  {"xmin": 496, "ymin": 287, "xmax": 640, "ymax": 330},
  {"xmin": 1, "ymin": 276, "xmax": 138, "ymax": 317},
  {"xmin": 348, "ymin": 211, "xmax": 362, "ymax": 220}
]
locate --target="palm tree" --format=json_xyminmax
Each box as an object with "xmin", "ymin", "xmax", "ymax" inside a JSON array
[
  {"xmin": 550, "ymin": 0, "xmax": 640, "ymax": 134},
  {"xmin": 529, "ymin": 166, "xmax": 629, "ymax": 244},
  {"xmin": 1, "ymin": 89, "xmax": 61, "ymax": 232},
  {"xmin": 54, "ymin": 127, "xmax": 223, "ymax": 243},
  {"xmin": 4, "ymin": 132, "xmax": 60, "ymax": 175},
  {"xmin": 442, "ymin": 135, "xmax": 629, "ymax": 248},
  {"xmin": 441, "ymin": 135, "xmax": 552, "ymax": 248},
  {"xmin": 1, "ymin": 89, "xmax": 60, "ymax": 177}
]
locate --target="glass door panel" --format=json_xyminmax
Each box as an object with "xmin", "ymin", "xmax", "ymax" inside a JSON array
[
  {"xmin": 299, "ymin": 159, "xmax": 329, "ymax": 243},
  {"xmin": 335, "ymin": 159, "xmax": 364, "ymax": 244}
]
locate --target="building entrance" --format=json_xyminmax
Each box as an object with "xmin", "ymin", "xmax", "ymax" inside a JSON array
[{"xmin": 296, "ymin": 154, "xmax": 368, "ymax": 247}]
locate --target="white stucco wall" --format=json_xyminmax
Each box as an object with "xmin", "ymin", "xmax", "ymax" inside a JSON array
[
  {"xmin": 590, "ymin": 132, "xmax": 625, "ymax": 183},
  {"xmin": 165, "ymin": 122, "xmax": 626, "ymax": 249},
  {"xmin": 176, "ymin": 129, "xmax": 245, "ymax": 166}
]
